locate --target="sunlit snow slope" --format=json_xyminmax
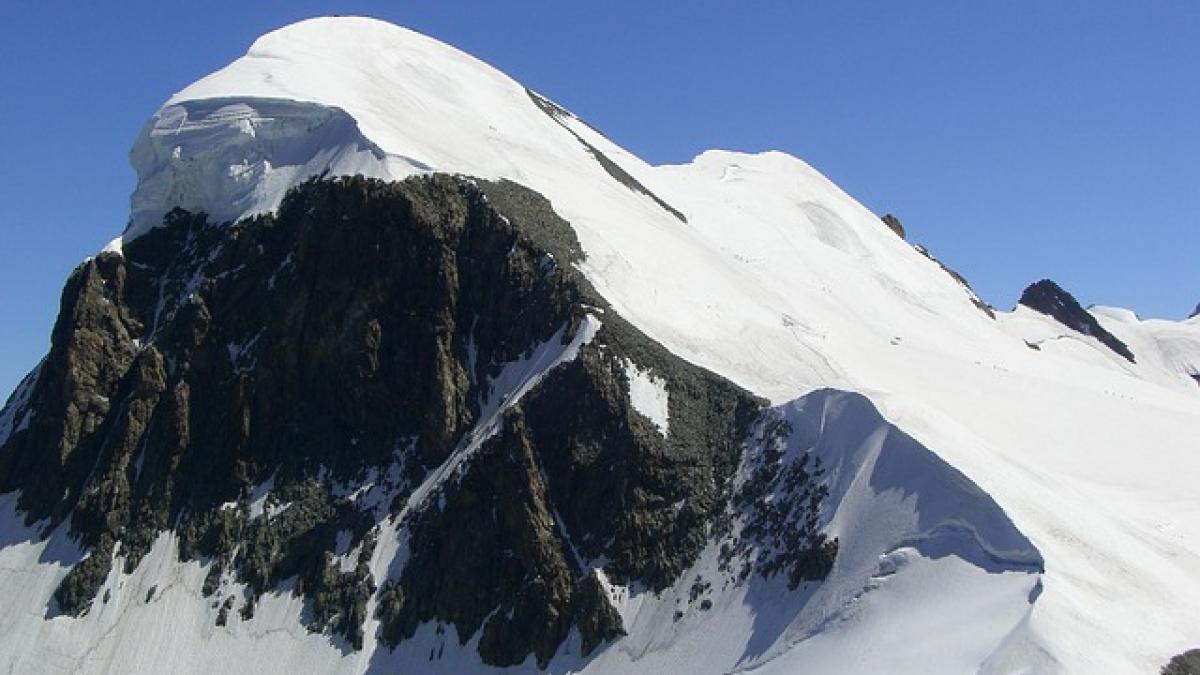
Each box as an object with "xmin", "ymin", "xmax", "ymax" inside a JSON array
[{"xmin": 11, "ymin": 15, "xmax": 1200, "ymax": 674}]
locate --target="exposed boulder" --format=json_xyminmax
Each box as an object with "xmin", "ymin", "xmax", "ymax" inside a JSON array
[
  {"xmin": 1164, "ymin": 649, "xmax": 1200, "ymax": 675},
  {"xmin": 880, "ymin": 213, "xmax": 906, "ymax": 239},
  {"xmin": 1018, "ymin": 279, "xmax": 1135, "ymax": 363}
]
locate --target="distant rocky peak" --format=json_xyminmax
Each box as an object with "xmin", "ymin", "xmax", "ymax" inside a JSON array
[{"xmin": 1018, "ymin": 279, "xmax": 1135, "ymax": 363}]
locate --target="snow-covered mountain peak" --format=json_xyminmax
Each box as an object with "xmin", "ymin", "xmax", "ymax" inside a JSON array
[
  {"xmin": 4, "ymin": 15, "xmax": 1195, "ymax": 675},
  {"xmin": 120, "ymin": 16, "xmax": 1006, "ymax": 392},
  {"xmin": 124, "ymin": 17, "xmax": 964, "ymax": 320},
  {"xmin": 124, "ymin": 16, "xmax": 565, "ymax": 242},
  {"xmin": 185, "ymin": 16, "xmax": 501, "ymax": 97}
]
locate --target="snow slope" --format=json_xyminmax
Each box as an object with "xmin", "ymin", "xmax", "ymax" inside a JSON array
[
  {"xmin": 8, "ymin": 15, "xmax": 1200, "ymax": 674},
  {"xmin": 535, "ymin": 389, "xmax": 1043, "ymax": 675},
  {"xmin": 1090, "ymin": 305, "xmax": 1200, "ymax": 387}
]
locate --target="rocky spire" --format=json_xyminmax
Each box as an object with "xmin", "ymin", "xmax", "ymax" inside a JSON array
[{"xmin": 1018, "ymin": 279, "xmax": 1135, "ymax": 363}]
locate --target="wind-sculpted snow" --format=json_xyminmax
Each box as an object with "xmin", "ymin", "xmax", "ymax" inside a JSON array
[
  {"xmin": 574, "ymin": 389, "xmax": 1041, "ymax": 675},
  {"xmin": 783, "ymin": 390, "xmax": 1041, "ymax": 574},
  {"xmin": 1090, "ymin": 305, "xmax": 1200, "ymax": 388},
  {"xmin": 121, "ymin": 98, "xmax": 400, "ymax": 245},
  {"xmin": 708, "ymin": 389, "xmax": 1042, "ymax": 674}
]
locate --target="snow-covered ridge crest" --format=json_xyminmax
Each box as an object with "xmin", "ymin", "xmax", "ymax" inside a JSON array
[
  {"xmin": 117, "ymin": 16, "xmax": 1008, "ymax": 405},
  {"xmin": 725, "ymin": 389, "xmax": 1042, "ymax": 674},
  {"xmin": 118, "ymin": 16, "xmax": 615, "ymax": 246}
]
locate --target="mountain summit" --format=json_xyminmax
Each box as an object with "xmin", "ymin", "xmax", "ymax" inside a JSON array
[{"xmin": 2, "ymin": 16, "xmax": 1199, "ymax": 675}]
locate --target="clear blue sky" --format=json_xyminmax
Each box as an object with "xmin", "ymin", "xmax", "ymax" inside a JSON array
[{"xmin": 1, "ymin": 2, "xmax": 1196, "ymax": 398}]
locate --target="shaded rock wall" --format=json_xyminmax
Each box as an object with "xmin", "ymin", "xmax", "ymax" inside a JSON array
[
  {"xmin": 1164, "ymin": 649, "xmax": 1200, "ymax": 675},
  {"xmin": 0, "ymin": 173, "xmax": 819, "ymax": 667},
  {"xmin": 1019, "ymin": 279, "xmax": 1135, "ymax": 362}
]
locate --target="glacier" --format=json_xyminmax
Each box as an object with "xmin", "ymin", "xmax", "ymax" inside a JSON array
[{"xmin": 2, "ymin": 15, "xmax": 1199, "ymax": 675}]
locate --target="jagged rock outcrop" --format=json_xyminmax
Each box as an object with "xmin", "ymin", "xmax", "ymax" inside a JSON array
[
  {"xmin": 0, "ymin": 173, "xmax": 831, "ymax": 666},
  {"xmin": 725, "ymin": 415, "xmax": 838, "ymax": 589},
  {"xmin": 1019, "ymin": 279, "xmax": 1135, "ymax": 363},
  {"xmin": 1164, "ymin": 649, "xmax": 1200, "ymax": 675},
  {"xmin": 880, "ymin": 213, "xmax": 905, "ymax": 239},
  {"xmin": 1191, "ymin": 302, "xmax": 1199, "ymax": 319},
  {"xmin": 913, "ymin": 244, "xmax": 995, "ymax": 319},
  {"xmin": 880, "ymin": 214, "xmax": 993, "ymax": 320}
]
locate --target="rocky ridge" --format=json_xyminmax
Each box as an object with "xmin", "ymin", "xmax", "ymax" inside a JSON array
[
  {"xmin": 1019, "ymin": 279, "xmax": 1136, "ymax": 362},
  {"xmin": 0, "ymin": 173, "xmax": 834, "ymax": 666}
]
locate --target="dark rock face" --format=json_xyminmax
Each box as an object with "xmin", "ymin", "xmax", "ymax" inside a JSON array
[
  {"xmin": 726, "ymin": 416, "xmax": 837, "ymax": 589},
  {"xmin": 877, "ymin": 212, "xmax": 991, "ymax": 319},
  {"xmin": 1191, "ymin": 302, "xmax": 1199, "ymax": 319},
  {"xmin": 0, "ymin": 173, "xmax": 833, "ymax": 666},
  {"xmin": 526, "ymin": 89, "xmax": 687, "ymax": 223},
  {"xmin": 1164, "ymin": 649, "xmax": 1200, "ymax": 675},
  {"xmin": 880, "ymin": 213, "xmax": 906, "ymax": 239},
  {"xmin": 1018, "ymin": 279, "xmax": 1135, "ymax": 363},
  {"xmin": 913, "ymin": 244, "xmax": 995, "ymax": 319}
]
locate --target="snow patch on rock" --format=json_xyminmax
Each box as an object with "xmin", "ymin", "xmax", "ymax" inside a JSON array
[
  {"xmin": 622, "ymin": 359, "xmax": 669, "ymax": 436},
  {"xmin": 0, "ymin": 361, "xmax": 42, "ymax": 446}
]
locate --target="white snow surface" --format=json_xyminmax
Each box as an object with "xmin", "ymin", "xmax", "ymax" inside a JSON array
[
  {"xmin": 623, "ymin": 359, "xmax": 670, "ymax": 436},
  {"xmin": 591, "ymin": 390, "xmax": 1043, "ymax": 675},
  {"xmin": 4, "ymin": 15, "xmax": 1198, "ymax": 675}
]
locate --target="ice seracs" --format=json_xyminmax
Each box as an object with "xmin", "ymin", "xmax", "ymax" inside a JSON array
[{"xmin": 124, "ymin": 98, "xmax": 399, "ymax": 244}]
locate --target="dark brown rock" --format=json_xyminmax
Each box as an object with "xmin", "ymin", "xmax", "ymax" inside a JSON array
[
  {"xmin": 913, "ymin": 244, "xmax": 996, "ymax": 319},
  {"xmin": 573, "ymin": 573, "xmax": 626, "ymax": 656},
  {"xmin": 880, "ymin": 213, "xmax": 906, "ymax": 239},
  {"xmin": 1164, "ymin": 649, "xmax": 1200, "ymax": 675},
  {"xmin": 1019, "ymin": 279, "xmax": 1135, "ymax": 363},
  {"xmin": 0, "ymin": 173, "xmax": 812, "ymax": 667}
]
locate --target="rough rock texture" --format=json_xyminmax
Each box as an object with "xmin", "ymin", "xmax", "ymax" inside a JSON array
[
  {"xmin": 0, "ymin": 174, "xmax": 829, "ymax": 666},
  {"xmin": 525, "ymin": 89, "xmax": 687, "ymax": 223},
  {"xmin": 1191, "ymin": 303, "xmax": 1199, "ymax": 319},
  {"xmin": 1164, "ymin": 649, "xmax": 1200, "ymax": 675},
  {"xmin": 880, "ymin": 213, "xmax": 906, "ymax": 239},
  {"xmin": 913, "ymin": 244, "xmax": 995, "ymax": 319},
  {"xmin": 725, "ymin": 415, "xmax": 838, "ymax": 589},
  {"xmin": 1019, "ymin": 279, "xmax": 1135, "ymax": 363}
]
